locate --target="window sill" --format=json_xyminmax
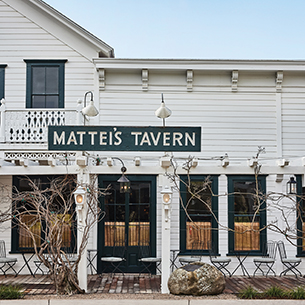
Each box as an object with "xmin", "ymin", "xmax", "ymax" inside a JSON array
[{"xmin": 227, "ymin": 252, "xmax": 263, "ymax": 257}]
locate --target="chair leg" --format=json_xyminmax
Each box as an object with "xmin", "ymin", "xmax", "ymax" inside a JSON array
[
  {"xmin": 212, "ymin": 262, "xmax": 231, "ymax": 277},
  {"xmin": 280, "ymin": 262, "xmax": 302, "ymax": 278},
  {"xmin": 265, "ymin": 263, "xmax": 276, "ymax": 277},
  {"xmin": 111, "ymin": 261, "xmax": 124, "ymax": 276},
  {"xmin": 253, "ymin": 262, "xmax": 264, "ymax": 277},
  {"xmin": 34, "ymin": 262, "xmax": 45, "ymax": 275},
  {"xmin": 2, "ymin": 262, "xmax": 17, "ymax": 277},
  {"xmin": 139, "ymin": 262, "xmax": 152, "ymax": 276}
]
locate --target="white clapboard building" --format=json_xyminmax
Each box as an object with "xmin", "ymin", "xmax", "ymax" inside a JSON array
[{"xmin": 1, "ymin": 0, "xmax": 305, "ymax": 291}]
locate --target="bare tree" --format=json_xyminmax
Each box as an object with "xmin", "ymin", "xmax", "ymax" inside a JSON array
[
  {"xmin": 166, "ymin": 149, "xmax": 304, "ymax": 251},
  {"xmin": 11, "ymin": 174, "xmax": 108, "ymax": 295}
]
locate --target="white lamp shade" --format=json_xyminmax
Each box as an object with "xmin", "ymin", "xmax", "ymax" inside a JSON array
[
  {"xmin": 155, "ymin": 102, "xmax": 172, "ymax": 119},
  {"xmin": 82, "ymin": 100, "xmax": 99, "ymax": 117}
]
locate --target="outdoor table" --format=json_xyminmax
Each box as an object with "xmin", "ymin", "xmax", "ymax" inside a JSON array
[
  {"xmin": 87, "ymin": 249, "xmax": 98, "ymax": 274},
  {"xmin": 17, "ymin": 251, "xmax": 35, "ymax": 277},
  {"xmin": 231, "ymin": 251, "xmax": 250, "ymax": 278},
  {"xmin": 170, "ymin": 249, "xmax": 180, "ymax": 272}
]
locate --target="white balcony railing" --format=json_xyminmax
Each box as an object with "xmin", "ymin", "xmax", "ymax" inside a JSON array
[{"xmin": 0, "ymin": 99, "xmax": 82, "ymax": 143}]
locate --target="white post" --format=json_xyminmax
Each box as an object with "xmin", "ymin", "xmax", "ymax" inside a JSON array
[
  {"xmin": 76, "ymin": 169, "xmax": 89, "ymax": 292},
  {"xmin": 161, "ymin": 183, "xmax": 172, "ymax": 294},
  {"xmin": 0, "ymin": 98, "xmax": 6, "ymax": 143},
  {"xmin": 76, "ymin": 99, "xmax": 83, "ymax": 125}
]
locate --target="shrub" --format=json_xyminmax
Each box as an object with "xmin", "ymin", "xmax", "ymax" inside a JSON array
[
  {"xmin": 238, "ymin": 285, "xmax": 259, "ymax": 299},
  {"xmin": 263, "ymin": 286, "xmax": 288, "ymax": 298},
  {"xmin": 0, "ymin": 284, "xmax": 24, "ymax": 299},
  {"xmin": 289, "ymin": 286, "xmax": 305, "ymax": 299}
]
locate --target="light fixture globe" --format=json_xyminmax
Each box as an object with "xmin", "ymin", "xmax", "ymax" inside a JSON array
[{"xmin": 161, "ymin": 185, "xmax": 172, "ymax": 204}]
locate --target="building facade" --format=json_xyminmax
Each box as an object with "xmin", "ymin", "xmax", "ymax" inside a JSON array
[{"xmin": 1, "ymin": 0, "xmax": 305, "ymax": 286}]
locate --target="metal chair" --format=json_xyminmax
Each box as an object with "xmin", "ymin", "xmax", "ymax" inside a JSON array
[
  {"xmin": 179, "ymin": 240, "xmax": 205, "ymax": 265},
  {"xmin": 101, "ymin": 229, "xmax": 126, "ymax": 276},
  {"xmin": 253, "ymin": 240, "xmax": 276, "ymax": 277},
  {"xmin": 277, "ymin": 240, "xmax": 302, "ymax": 277},
  {"xmin": 0, "ymin": 240, "xmax": 17, "ymax": 277},
  {"xmin": 208, "ymin": 240, "xmax": 232, "ymax": 277},
  {"xmin": 138, "ymin": 244, "xmax": 161, "ymax": 275}
]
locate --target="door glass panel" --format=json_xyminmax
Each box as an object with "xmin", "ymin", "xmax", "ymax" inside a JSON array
[
  {"xmin": 104, "ymin": 184, "xmax": 126, "ymax": 247},
  {"xmin": 129, "ymin": 182, "xmax": 150, "ymax": 246}
]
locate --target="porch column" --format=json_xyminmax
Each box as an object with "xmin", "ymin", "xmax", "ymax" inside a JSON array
[
  {"xmin": 76, "ymin": 165, "xmax": 89, "ymax": 292},
  {"xmin": 159, "ymin": 172, "xmax": 172, "ymax": 294}
]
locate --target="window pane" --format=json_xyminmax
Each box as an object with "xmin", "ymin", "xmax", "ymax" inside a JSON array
[
  {"xmin": 234, "ymin": 181, "xmax": 259, "ymax": 215},
  {"xmin": 32, "ymin": 95, "xmax": 45, "ymax": 108},
  {"xmin": 19, "ymin": 214, "xmax": 41, "ymax": 249},
  {"xmin": 184, "ymin": 180, "xmax": 213, "ymax": 251},
  {"xmin": 233, "ymin": 180, "xmax": 261, "ymax": 251},
  {"xmin": 104, "ymin": 222, "xmax": 125, "ymax": 247},
  {"xmin": 46, "ymin": 67, "xmax": 59, "ymax": 94},
  {"xmin": 46, "ymin": 96, "xmax": 59, "ymax": 108},
  {"xmin": 32, "ymin": 67, "xmax": 46, "ymax": 94},
  {"xmin": 187, "ymin": 181, "xmax": 211, "ymax": 214},
  {"xmin": 234, "ymin": 216, "xmax": 260, "ymax": 251},
  {"xmin": 186, "ymin": 219, "xmax": 211, "ymax": 250}
]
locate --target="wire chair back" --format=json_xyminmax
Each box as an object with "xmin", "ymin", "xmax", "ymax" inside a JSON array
[
  {"xmin": 277, "ymin": 240, "xmax": 287, "ymax": 261},
  {"xmin": 0, "ymin": 240, "xmax": 6, "ymax": 258},
  {"xmin": 263, "ymin": 240, "xmax": 277, "ymax": 259}
]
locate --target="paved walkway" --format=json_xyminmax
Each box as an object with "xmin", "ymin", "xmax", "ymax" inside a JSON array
[{"xmin": 1, "ymin": 274, "xmax": 305, "ymax": 295}]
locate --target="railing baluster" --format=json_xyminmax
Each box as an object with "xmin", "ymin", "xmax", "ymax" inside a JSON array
[{"xmin": 4, "ymin": 109, "xmax": 76, "ymax": 143}]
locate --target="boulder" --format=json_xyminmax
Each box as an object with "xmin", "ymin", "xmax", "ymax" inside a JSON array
[{"xmin": 168, "ymin": 262, "xmax": 225, "ymax": 296}]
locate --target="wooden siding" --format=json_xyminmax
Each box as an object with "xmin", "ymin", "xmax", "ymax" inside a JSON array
[{"xmin": 0, "ymin": 1, "xmax": 95, "ymax": 110}]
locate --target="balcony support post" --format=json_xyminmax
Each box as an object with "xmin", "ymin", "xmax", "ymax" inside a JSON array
[{"xmin": 77, "ymin": 99, "xmax": 83, "ymax": 125}]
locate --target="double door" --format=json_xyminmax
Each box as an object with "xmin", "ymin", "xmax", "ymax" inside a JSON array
[{"xmin": 98, "ymin": 175, "xmax": 156, "ymax": 273}]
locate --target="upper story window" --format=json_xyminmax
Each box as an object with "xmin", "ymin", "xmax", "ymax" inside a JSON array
[
  {"xmin": 24, "ymin": 60, "xmax": 66, "ymax": 108},
  {"xmin": 0, "ymin": 65, "xmax": 7, "ymax": 100}
]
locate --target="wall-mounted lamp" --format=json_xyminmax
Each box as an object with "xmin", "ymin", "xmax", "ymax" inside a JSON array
[
  {"xmin": 287, "ymin": 176, "xmax": 297, "ymax": 195},
  {"xmin": 155, "ymin": 94, "xmax": 172, "ymax": 127},
  {"xmin": 73, "ymin": 186, "xmax": 86, "ymax": 222},
  {"xmin": 82, "ymin": 91, "xmax": 99, "ymax": 124},
  {"xmin": 161, "ymin": 185, "xmax": 172, "ymax": 222},
  {"xmin": 113, "ymin": 157, "xmax": 130, "ymax": 193}
]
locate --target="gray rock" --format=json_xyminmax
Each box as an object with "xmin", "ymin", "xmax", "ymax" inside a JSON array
[{"xmin": 168, "ymin": 262, "xmax": 225, "ymax": 296}]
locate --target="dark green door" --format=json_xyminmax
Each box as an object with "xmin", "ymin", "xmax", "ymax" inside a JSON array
[{"xmin": 97, "ymin": 175, "xmax": 156, "ymax": 273}]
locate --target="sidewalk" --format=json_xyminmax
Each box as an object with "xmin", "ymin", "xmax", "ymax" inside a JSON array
[{"xmin": 1, "ymin": 299, "xmax": 305, "ymax": 305}]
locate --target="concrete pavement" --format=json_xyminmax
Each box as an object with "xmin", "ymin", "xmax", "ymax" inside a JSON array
[{"xmin": 1, "ymin": 299, "xmax": 305, "ymax": 305}]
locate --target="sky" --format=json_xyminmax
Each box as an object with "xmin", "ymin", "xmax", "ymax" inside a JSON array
[{"xmin": 45, "ymin": 0, "xmax": 305, "ymax": 60}]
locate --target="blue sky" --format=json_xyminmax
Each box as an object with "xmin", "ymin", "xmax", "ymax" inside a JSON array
[{"xmin": 45, "ymin": 0, "xmax": 305, "ymax": 60}]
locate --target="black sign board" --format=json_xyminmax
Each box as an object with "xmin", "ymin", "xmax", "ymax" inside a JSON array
[{"xmin": 48, "ymin": 126, "xmax": 201, "ymax": 152}]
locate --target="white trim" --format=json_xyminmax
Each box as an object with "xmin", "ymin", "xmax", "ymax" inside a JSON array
[{"xmin": 94, "ymin": 58, "xmax": 305, "ymax": 71}]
